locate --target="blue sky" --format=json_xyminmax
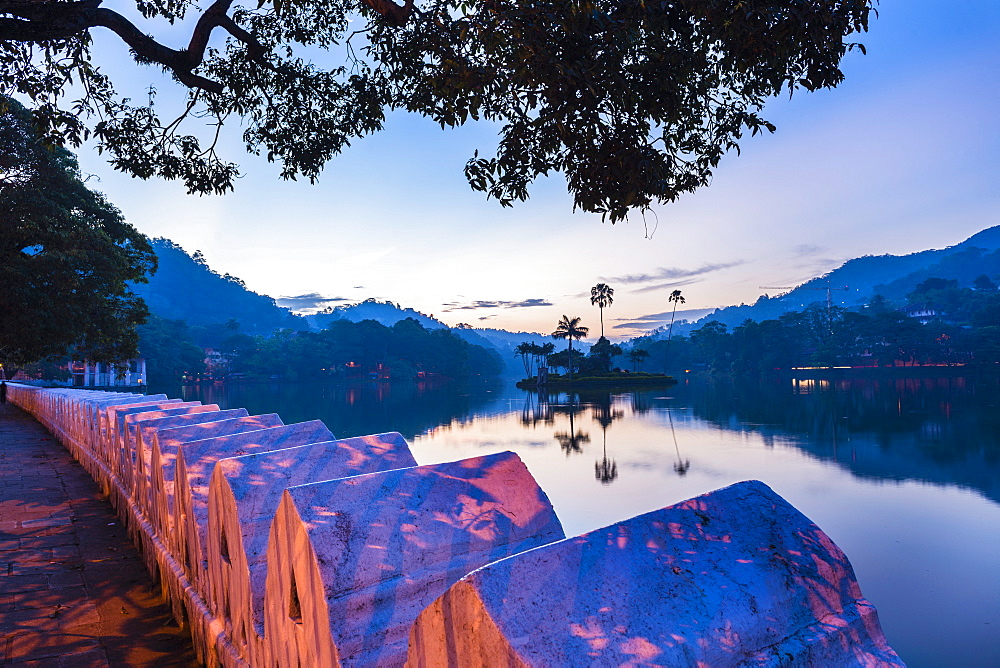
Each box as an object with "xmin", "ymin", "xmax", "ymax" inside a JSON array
[{"xmin": 74, "ymin": 1, "xmax": 1000, "ymax": 340}]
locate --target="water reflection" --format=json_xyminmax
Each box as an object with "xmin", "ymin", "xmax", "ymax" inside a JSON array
[
  {"xmin": 674, "ymin": 374, "xmax": 1000, "ymax": 504},
  {"xmin": 668, "ymin": 410, "xmax": 689, "ymax": 476},
  {"xmin": 163, "ymin": 373, "xmax": 1000, "ymax": 666},
  {"xmin": 553, "ymin": 397, "xmax": 592, "ymax": 457},
  {"xmin": 594, "ymin": 419, "xmax": 618, "ymax": 485},
  {"xmin": 172, "ymin": 378, "xmax": 503, "ymax": 441},
  {"xmin": 168, "ymin": 374, "xmax": 1000, "ymax": 503}
]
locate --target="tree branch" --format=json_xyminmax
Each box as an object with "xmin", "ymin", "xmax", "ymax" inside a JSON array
[
  {"xmin": 0, "ymin": 0, "xmax": 415, "ymax": 95},
  {"xmin": 89, "ymin": 8, "xmax": 224, "ymax": 92},
  {"xmin": 360, "ymin": 0, "xmax": 415, "ymax": 28},
  {"xmin": 0, "ymin": 0, "xmax": 273, "ymax": 93},
  {"xmin": 216, "ymin": 14, "xmax": 268, "ymax": 61},
  {"xmin": 0, "ymin": 1, "xmax": 102, "ymax": 40}
]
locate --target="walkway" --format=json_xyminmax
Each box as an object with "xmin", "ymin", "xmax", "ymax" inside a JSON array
[{"xmin": 0, "ymin": 401, "xmax": 197, "ymax": 666}]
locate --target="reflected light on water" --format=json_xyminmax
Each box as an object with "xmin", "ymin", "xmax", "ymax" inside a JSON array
[{"xmin": 175, "ymin": 374, "xmax": 1000, "ymax": 667}]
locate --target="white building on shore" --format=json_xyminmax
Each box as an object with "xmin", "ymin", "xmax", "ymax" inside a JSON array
[{"xmin": 70, "ymin": 359, "xmax": 147, "ymax": 387}]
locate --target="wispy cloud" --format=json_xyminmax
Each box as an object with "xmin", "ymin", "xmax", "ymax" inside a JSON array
[
  {"xmin": 275, "ymin": 292, "xmax": 351, "ymax": 312},
  {"xmin": 793, "ymin": 244, "xmax": 825, "ymax": 258},
  {"xmin": 602, "ymin": 261, "xmax": 744, "ymax": 286},
  {"xmin": 611, "ymin": 321, "xmax": 664, "ymax": 331},
  {"xmin": 613, "ymin": 311, "xmax": 673, "ymax": 323},
  {"xmin": 631, "ymin": 278, "xmax": 702, "ymax": 294},
  {"xmin": 442, "ymin": 298, "xmax": 553, "ymax": 312}
]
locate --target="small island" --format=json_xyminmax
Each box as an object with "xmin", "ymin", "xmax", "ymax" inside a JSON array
[
  {"xmin": 516, "ymin": 371, "xmax": 675, "ymax": 389},
  {"xmin": 515, "ymin": 302, "xmax": 678, "ymax": 389}
]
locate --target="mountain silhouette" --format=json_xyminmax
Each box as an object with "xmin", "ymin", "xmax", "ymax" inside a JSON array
[
  {"xmin": 132, "ymin": 239, "xmax": 305, "ymax": 334},
  {"xmin": 691, "ymin": 225, "xmax": 1000, "ymax": 331}
]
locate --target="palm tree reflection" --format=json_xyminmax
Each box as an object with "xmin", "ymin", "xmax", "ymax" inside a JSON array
[
  {"xmin": 520, "ymin": 390, "xmax": 554, "ymax": 428},
  {"xmin": 668, "ymin": 408, "xmax": 690, "ymax": 476},
  {"xmin": 554, "ymin": 394, "xmax": 590, "ymax": 455},
  {"xmin": 595, "ymin": 431, "xmax": 618, "ymax": 484},
  {"xmin": 591, "ymin": 392, "xmax": 621, "ymax": 484},
  {"xmin": 554, "ymin": 423, "xmax": 590, "ymax": 455}
]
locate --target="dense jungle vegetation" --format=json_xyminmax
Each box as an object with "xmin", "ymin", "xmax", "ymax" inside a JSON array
[{"xmin": 633, "ymin": 277, "xmax": 1000, "ymax": 373}]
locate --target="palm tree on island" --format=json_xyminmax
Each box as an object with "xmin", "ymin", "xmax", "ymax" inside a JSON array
[
  {"xmin": 590, "ymin": 283, "xmax": 614, "ymax": 338},
  {"xmin": 552, "ymin": 315, "xmax": 589, "ymax": 380},
  {"xmin": 627, "ymin": 347, "xmax": 650, "ymax": 372}
]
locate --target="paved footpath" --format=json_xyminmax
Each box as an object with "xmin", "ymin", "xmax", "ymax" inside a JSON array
[{"xmin": 0, "ymin": 401, "xmax": 197, "ymax": 666}]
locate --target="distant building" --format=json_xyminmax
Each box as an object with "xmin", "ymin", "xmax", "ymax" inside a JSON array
[
  {"xmin": 906, "ymin": 306, "xmax": 939, "ymax": 324},
  {"xmin": 70, "ymin": 359, "xmax": 147, "ymax": 387},
  {"xmin": 204, "ymin": 348, "xmax": 231, "ymax": 379}
]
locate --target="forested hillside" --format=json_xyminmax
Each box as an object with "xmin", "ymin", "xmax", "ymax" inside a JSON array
[
  {"xmin": 133, "ymin": 246, "xmax": 505, "ymax": 384},
  {"xmin": 305, "ymin": 299, "xmax": 446, "ymax": 330},
  {"xmin": 132, "ymin": 239, "xmax": 305, "ymax": 334},
  {"xmin": 628, "ymin": 277, "xmax": 1000, "ymax": 373},
  {"xmin": 698, "ymin": 225, "xmax": 1000, "ymax": 331}
]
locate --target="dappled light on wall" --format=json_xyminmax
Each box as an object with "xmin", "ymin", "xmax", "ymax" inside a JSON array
[{"xmin": 408, "ymin": 480, "xmax": 904, "ymax": 667}]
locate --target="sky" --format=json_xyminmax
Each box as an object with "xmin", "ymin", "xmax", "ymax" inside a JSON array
[{"xmin": 73, "ymin": 1, "xmax": 1000, "ymax": 341}]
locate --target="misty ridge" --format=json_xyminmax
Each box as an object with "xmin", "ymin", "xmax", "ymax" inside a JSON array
[
  {"xmin": 131, "ymin": 226, "xmax": 1000, "ymax": 382},
  {"xmin": 678, "ymin": 225, "xmax": 1000, "ymax": 334}
]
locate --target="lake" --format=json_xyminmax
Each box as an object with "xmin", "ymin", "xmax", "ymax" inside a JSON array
[{"xmin": 167, "ymin": 372, "xmax": 1000, "ymax": 666}]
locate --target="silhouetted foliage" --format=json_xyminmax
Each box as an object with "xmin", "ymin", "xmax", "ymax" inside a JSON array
[
  {"xmin": 627, "ymin": 348, "xmax": 650, "ymax": 372},
  {"xmin": 552, "ymin": 315, "xmax": 589, "ymax": 379},
  {"xmin": 1, "ymin": 0, "xmax": 871, "ymax": 220},
  {"xmin": 0, "ymin": 98, "xmax": 156, "ymax": 366},
  {"xmin": 223, "ymin": 317, "xmax": 502, "ymax": 381},
  {"xmin": 136, "ymin": 315, "xmax": 207, "ymax": 384},
  {"xmin": 588, "ymin": 336, "xmax": 623, "ymax": 373},
  {"xmin": 633, "ymin": 282, "xmax": 1000, "ymax": 373}
]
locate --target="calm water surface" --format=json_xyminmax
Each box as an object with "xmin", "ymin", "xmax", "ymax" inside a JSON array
[{"xmin": 173, "ymin": 374, "xmax": 1000, "ymax": 667}]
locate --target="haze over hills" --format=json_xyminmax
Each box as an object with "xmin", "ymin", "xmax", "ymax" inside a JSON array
[
  {"xmin": 305, "ymin": 302, "xmax": 553, "ymax": 374},
  {"xmin": 651, "ymin": 225, "xmax": 1000, "ymax": 337},
  {"xmin": 305, "ymin": 300, "xmax": 446, "ymax": 331},
  {"xmin": 137, "ymin": 225, "xmax": 1000, "ymax": 368}
]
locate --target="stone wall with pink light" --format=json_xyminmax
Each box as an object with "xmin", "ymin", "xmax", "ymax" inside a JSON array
[{"xmin": 7, "ymin": 385, "xmax": 905, "ymax": 667}]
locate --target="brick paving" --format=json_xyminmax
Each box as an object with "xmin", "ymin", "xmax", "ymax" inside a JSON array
[{"xmin": 0, "ymin": 401, "xmax": 197, "ymax": 666}]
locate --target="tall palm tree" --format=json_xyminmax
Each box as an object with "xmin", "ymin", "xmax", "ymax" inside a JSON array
[
  {"xmin": 667, "ymin": 290, "xmax": 685, "ymax": 340},
  {"xmin": 663, "ymin": 289, "xmax": 685, "ymax": 373},
  {"xmin": 537, "ymin": 342, "xmax": 554, "ymax": 371},
  {"xmin": 514, "ymin": 342, "xmax": 533, "ymax": 378},
  {"xmin": 590, "ymin": 283, "xmax": 614, "ymax": 339},
  {"xmin": 552, "ymin": 315, "xmax": 589, "ymax": 379}
]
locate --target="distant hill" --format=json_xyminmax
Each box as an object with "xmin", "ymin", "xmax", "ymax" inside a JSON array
[
  {"xmin": 305, "ymin": 299, "xmax": 447, "ymax": 331},
  {"xmin": 133, "ymin": 238, "xmax": 305, "ymax": 334},
  {"xmin": 303, "ymin": 300, "xmax": 557, "ymax": 377},
  {"xmin": 139, "ymin": 226, "xmax": 1000, "ymax": 370},
  {"xmin": 452, "ymin": 327, "xmax": 557, "ymax": 377},
  {"xmin": 697, "ymin": 225, "xmax": 1000, "ymax": 330},
  {"xmin": 457, "ymin": 327, "xmax": 554, "ymax": 353}
]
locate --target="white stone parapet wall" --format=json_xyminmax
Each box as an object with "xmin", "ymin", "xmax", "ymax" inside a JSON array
[{"xmin": 6, "ymin": 384, "xmax": 906, "ymax": 667}]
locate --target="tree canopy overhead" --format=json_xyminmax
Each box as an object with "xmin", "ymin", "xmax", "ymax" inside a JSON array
[{"xmin": 0, "ymin": 0, "xmax": 872, "ymax": 221}]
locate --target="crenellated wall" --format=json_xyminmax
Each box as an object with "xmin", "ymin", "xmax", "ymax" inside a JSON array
[{"xmin": 7, "ymin": 384, "xmax": 905, "ymax": 667}]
